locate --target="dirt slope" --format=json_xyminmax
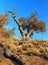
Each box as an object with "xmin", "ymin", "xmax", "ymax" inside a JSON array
[{"xmin": 0, "ymin": 38, "xmax": 48, "ymax": 65}]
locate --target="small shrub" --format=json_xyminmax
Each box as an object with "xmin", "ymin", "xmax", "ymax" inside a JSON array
[
  {"xmin": 40, "ymin": 46, "xmax": 45, "ymax": 53},
  {"xmin": 45, "ymin": 47, "xmax": 48, "ymax": 52},
  {"xmin": 26, "ymin": 50, "xmax": 33, "ymax": 56}
]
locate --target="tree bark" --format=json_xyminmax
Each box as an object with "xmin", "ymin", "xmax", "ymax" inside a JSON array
[
  {"xmin": 27, "ymin": 29, "xmax": 34, "ymax": 39},
  {"xmin": 13, "ymin": 17, "xmax": 21, "ymax": 27},
  {"xmin": 13, "ymin": 15, "xmax": 27, "ymax": 40}
]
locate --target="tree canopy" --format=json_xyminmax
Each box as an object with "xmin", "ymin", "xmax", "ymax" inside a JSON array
[{"xmin": 7, "ymin": 9, "xmax": 46, "ymax": 40}]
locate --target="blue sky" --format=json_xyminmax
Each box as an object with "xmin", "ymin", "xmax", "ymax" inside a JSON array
[{"xmin": 0, "ymin": 0, "xmax": 48, "ymax": 40}]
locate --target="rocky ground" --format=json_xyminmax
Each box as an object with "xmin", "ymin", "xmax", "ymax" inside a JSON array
[{"xmin": 0, "ymin": 37, "xmax": 48, "ymax": 65}]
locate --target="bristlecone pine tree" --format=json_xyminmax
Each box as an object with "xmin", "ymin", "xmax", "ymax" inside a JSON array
[
  {"xmin": 0, "ymin": 13, "xmax": 16, "ymax": 38},
  {"xmin": 0, "ymin": 13, "xmax": 9, "ymax": 37},
  {"xmin": 8, "ymin": 9, "xmax": 46, "ymax": 40}
]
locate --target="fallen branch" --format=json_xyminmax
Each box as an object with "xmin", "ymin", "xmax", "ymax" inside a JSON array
[{"xmin": 4, "ymin": 47, "xmax": 26, "ymax": 65}]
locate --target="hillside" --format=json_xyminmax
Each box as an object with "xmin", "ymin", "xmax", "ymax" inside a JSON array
[{"xmin": 0, "ymin": 37, "xmax": 48, "ymax": 65}]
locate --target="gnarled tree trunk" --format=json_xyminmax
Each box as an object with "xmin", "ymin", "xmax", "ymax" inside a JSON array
[
  {"xmin": 27, "ymin": 29, "xmax": 34, "ymax": 39},
  {"xmin": 13, "ymin": 14, "xmax": 27, "ymax": 40}
]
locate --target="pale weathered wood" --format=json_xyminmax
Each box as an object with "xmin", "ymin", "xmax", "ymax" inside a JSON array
[{"xmin": 4, "ymin": 47, "xmax": 26, "ymax": 65}]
